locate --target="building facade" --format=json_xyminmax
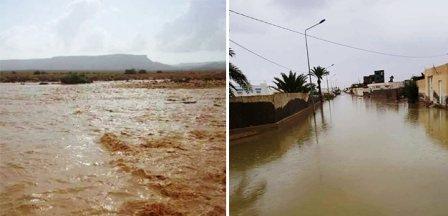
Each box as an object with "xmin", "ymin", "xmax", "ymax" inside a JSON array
[
  {"xmin": 363, "ymin": 70, "xmax": 385, "ymax": 85},
  {"xmin": 416, "ymin": 63, "xmax": 448, "ymax": 106}
]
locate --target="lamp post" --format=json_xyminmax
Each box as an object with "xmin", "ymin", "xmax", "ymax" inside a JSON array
[
  {"xmin": 325, "ymin": 64, "xmax": 334, "ymax": 93},
  {"xmin": 305, "ymin": 19, "xmax": 325, "ymax": 109},
  {"xmin": 329, "ymin": 74, "xmax": 336, "ymax": 91}
]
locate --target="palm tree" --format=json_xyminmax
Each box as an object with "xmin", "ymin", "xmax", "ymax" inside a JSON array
[
  {"xmin": 229, "ymin": 48, "xmax": 251, "ymax": 96},
  {"xmin": 272, "ymin": 71, "xmax": 311, "ymax": 93},
  {"xmin": 310, "ymin": 66, "xmax": 329, "ymax": 101}
]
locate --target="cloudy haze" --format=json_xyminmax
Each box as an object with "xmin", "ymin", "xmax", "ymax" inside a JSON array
[
  {"xmin": 0, "ymin": 0, "xmax": 225, "ymax": 64},
  {"xmin": 230, "ymin": 0, "xmax": 448, "ymax": 88}
]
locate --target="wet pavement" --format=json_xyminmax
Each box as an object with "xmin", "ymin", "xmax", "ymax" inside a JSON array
[{"xmin": 230, "ymin": 94, "xmax": 448, "ymax": 216}]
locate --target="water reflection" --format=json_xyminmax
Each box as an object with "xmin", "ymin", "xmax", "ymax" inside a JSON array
[
  {"xmin": 230, "ymin": 111, "xmax": 315, "ymax": 172},
  {"xmin": 230, "ymin": 103, "xmax": 331, "ymax": 215},
  {"xmin": 230, "ymin": 94, "xmax": 448, "ymax": 216},
  {"xmin": 406, "ymin": 104, "xmax": 448, "ymax": 148},
  {"xmin": 230, "ymin": 174, "xmax": 267, "ymax": 216}
]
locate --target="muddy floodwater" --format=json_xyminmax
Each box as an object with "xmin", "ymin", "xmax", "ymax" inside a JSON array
[
  {"xmin": 230, "ymin": 94, "xmax": 448, "ymax": 216},
  {"xmin": 0, "ymin": 81, "xmax": 225, "ymax": 215}
]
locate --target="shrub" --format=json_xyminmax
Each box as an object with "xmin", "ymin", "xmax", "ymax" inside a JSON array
[
  {"xmin": 156, "ymin": 70, "xmax": 162, "ymax": 73},
  {"xmin": 323, "ymin": 92, "xmax": 335, "ymax": 100},
  {"xmin": 124, "ymin": 69, "xmax": 137, "ymax": 74},
  {"xmin": 60, "ymin": 73, "xmax": 92, "ymax": 84},
  {"xmin": 33, "ymin": 70, "xmax": 47, "ymax": 75},
  {"xmin": 172, "ymin": 77, "xmax": 191, "ymax": 83},
  {"xmin": 138, "ymin": 69, "xmax": 147, "ymax": 74}
]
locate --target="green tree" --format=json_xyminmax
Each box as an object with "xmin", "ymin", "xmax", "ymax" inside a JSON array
[
  {"xmin": 310, "ymin": 66, "xmax": 329, "ymax": 101},
  {"xmin": 404, "ymin": 79, "xmax": 419, "ymax": 103},
  {"xmin": 229, "ymin": 48, "xmax": 251, "ymax": 96},
  {"xmin": 272, "ymin": 71, "xmax": 311, "ymax": 93}
]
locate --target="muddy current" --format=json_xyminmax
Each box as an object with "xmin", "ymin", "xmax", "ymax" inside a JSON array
[{"xmin": 0, "ymin": 81, "xmax": 226, "ymax": 215}]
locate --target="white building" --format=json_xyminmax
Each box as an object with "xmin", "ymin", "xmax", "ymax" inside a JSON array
[
  {"xmin": 352, "ymin": 87, "xmax": 367, "ymax": 96},
  {"xmin": 234, "ymin": 82, "xmax": 273, "ymax": 96},
  {"xmin": 367, "ymin": 82, "xmax": 404, "ymax": 92}
]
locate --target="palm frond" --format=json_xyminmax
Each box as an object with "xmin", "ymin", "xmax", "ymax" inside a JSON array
[
  {"xmin": 272, "ymin": 71, "xmax": 310, "ymax": 93},
  {"xmin": 229, "ymin": 48, "xmax": 251, "ymax": 96}
]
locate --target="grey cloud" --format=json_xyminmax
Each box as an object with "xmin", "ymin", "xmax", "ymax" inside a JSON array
[
  {"xmin": 268, "ymin": 0, "xmax": 329, "ymax": 16},
  {"xmin": 55, "ymin": 0, "xmax": 103, "ymax": 47},
  {"xmin": 231, "ymin": 0, "xmax": 448, "ymax": 88},
  {"xmin": 271, "ymin": 0, "xmax": 328, "ymax": 10},
  {"xmin": 130, "ymin": 34, "xmax": 149, "ymax": 52},
  {"xmin": 157, "ymin": 1, "xmax": 225, "ymax": 52},
  {"xmin": 1, "ymin": 0, "xmax": 225, "ymax": 63}
]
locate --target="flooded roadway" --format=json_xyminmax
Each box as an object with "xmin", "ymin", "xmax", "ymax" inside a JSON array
[
  {"xmin": 230, "ymin": 94, "xmax": 448, "ymax": 216},
  {"xmin": 0, "ymin": 81, "xmax": 226, "ymax": 215}
]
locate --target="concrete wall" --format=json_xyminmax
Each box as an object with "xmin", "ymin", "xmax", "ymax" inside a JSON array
[
  {"xmin": 366, "ymin": 88, "xmax": 404, "ymax": 100},
  {"xmin": 364, "ymin": 82, "xmax": 404, "ymax": 100},
  {"xmin": 417, "ymin": 79, "xmax": 426, "ymax": 95},
  {"xmin": 230, "ymin": 93, "xmax": 309, "ymax": 129},
  {"xmin": 367, "ymin": 82, "xmax": 404, "ymax": 90}
]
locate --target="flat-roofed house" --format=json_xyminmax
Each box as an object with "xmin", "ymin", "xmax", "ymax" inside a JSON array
[{"xmin": 417, "ymin": 63, "xmax": 448, "ymax": 106}]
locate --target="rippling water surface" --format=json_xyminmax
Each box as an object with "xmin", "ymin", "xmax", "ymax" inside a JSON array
[
  {"xmin": 0, "ymin": 82, "xmax": 226, "ymax": 215},
  {"xmin": 230, "ymin": 94, "xmax": 448, "ymax": 216}
]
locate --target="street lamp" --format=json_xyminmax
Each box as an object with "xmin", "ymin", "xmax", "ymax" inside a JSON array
[
  {"xmin": 305, "ymin": 19, "xmax": 326, "ymax": 108},
  {"xmin": 329, "ymin": 74, "xmax": 336, "ymax": 91},
  {"xmin": 325, "ymin": 64, "xmax": 334, "ymax": 93}
]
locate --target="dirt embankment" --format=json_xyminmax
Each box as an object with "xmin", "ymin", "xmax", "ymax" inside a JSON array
[
  {"xmin": 0, "ymin": 70, "xmax": 225, "ymax": 83},
  {"xmin": 115, "ymin": 79, "xmax": 225, "ymax": 89}
]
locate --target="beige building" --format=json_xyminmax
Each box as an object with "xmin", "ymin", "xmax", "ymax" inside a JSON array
[{"xmin": 417, "ymin": 63, "xmax": 448, "ymax": 106}]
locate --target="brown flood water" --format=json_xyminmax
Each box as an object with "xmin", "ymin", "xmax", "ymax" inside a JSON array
[
  {"xmin": 0, "ymin": 81, "xmax": 225, "ymax": 215},
  {"xmin": 230, "ymin": 94, "xmax": 448, "ymax": 216}
]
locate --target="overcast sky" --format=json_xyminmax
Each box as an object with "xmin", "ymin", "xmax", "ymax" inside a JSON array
[
  {"xmin": 0, "ymin": 0, "xmax": 225, "ymax": 64},
  {"xmin": 230, "ymin": 0, "xmax": 448, "ymax": 88}
]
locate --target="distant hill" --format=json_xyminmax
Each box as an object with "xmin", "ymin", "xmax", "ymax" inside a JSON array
[
  {"xmin": 0, "ymin": 54, "xmax": 225, "ymax": 71},
  {"xmin": 174, "ymin": 61, "xmax": 226, "ymax": 71}
]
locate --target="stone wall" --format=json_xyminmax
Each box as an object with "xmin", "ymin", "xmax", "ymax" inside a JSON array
[{"xmin": 230, "ymin": 93, "xmax": 310, "ymax": 129}]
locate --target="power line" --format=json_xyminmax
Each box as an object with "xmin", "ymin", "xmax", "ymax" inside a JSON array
[
  {"xmin": 230, "ymin": 9, "xmax": 447, "ymax": 59},
  {"xmin": 230, "ymin": 39, "xmax": 294, "ymax": 71}
]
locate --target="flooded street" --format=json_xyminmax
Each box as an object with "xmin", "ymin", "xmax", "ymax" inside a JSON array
[
  {"xmin": 230, "ymin": 94, "xmax": 448, "ymax": 216},
  {"xmin": 0, "ymin": 82, "xmax": 225, "ymax": 215}
]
